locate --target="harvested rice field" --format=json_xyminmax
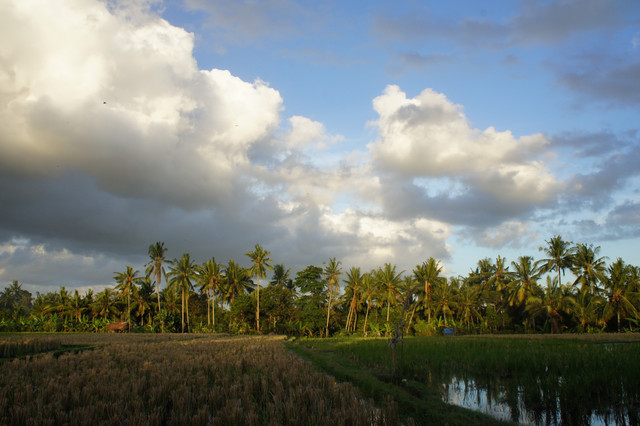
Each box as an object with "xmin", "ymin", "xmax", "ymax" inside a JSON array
[{"xmin": 0, "ymin": 334, "xmax": 401, "ymax": 425}]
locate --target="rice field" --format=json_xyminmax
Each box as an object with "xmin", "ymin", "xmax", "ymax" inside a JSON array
[
  {"xmin": 297, "ymin": 333, "xmax": 640, "ymax": 425},
  {"xmin": 0, "ymin": 334, "xmax": 402, "ymax": 425}
]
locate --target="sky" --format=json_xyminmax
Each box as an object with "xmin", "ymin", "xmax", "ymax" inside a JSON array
[{"xmin": 1, "ymin": 0, "xmax": 639, "ymax": 294}]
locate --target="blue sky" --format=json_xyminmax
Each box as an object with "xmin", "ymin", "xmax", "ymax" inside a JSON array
[{"xmin": 1, "ymin": 0, "xmax": 639, "ymax": 293}]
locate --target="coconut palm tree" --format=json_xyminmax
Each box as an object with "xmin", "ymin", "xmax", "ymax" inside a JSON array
[
  {"xmin": 413, "ymin": 258, "xmax": 443, "ymax": 324},
  {"xmin": 360, "ymin": 272, "xmax": 378, "ymax": 336},
  {"xmin": 343, "ymin": 266, "xmax": 363, "ymax": 333},
  {"xmin": 457, "ymin": 282, "xmax": 483, "ymax": 329},
  {"xmin": 270, "ymin": 264, "xmax": 293, "ymax": 289},
  {"xmin": 91, "ymin": 288, "xmax": 120, "ymax": 320},
  {"xmin": 114, "ymin": 266, "xmax": 143, "ymax": 329},
  {"xmin": 323, "ymin": 258, "xmax": 342, "ymax": 337},
  {"xmin": 432, "ymin": 278, "xmax": 458, "ymax": 326},
  {"xmin": 507, "ymin": 256, "xmax": 542, "ymax": 308},
  {"xmin": 223, "ymin": 260, "xmax": 252, "ymax": 305},
  {"xmin": 483, "ymin": 256, "xmax": 512, "ymax": 315},
  {"xmin": 65, "ymin": 290, "xmax": 89, "ymax": 322},
  {"xmin": 375, "ymin": 263, "xmax": 403, "ymax": 334},
  {"xmin": 45, "ymin": 286, "xmax": 71, "ymax": 319},
  {"xmin": 245, "ymin": 244, "xmax": 273, "ymax": 333},
  {"xmin": 487, "ymin": 256, "xmax": 512, "ymax": 293},
  {"xmin": 167, "ymin": 254, "xmax": 198, "ymax": 333},
  {"xmin": 574, "ymin": 290, "xmax": 605, "ymax": 332},
  {"xmin": 145, "ymin": 241, "xmax": 168, "ymax": 313},
  {"xmin": 526, "ymin": 276, "xmax": 576, "ymax": 333},
  {"xmin": 603, "ymin": 258, "xmax": 639, "ymax": 332},
  {"xmin": 131, "ymin": 286, "xmax": 151, "ymax": 326},
  {"xmin": 571, "ymin": 243, "xmax": 607, "ymax": 295},
  {"xmin": 198, "ymin": 257, "xmax": 223, "ymax": 329},
  {"xmin": 538, "ymin": 235, "xmax": 575, "ymax": 286}
]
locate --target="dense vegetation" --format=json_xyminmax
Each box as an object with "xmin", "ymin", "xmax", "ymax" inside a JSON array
[{"xmin": 1, "ymin": 236, "xmax": 638, "ymax": 335}]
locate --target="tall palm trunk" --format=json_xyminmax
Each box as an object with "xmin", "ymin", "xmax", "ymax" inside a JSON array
[
  {"xmin": 156, "ymin": 269, "xmax": 161, "ymax": 312},
  {"xmin": 325, "ymin": 285, "xmax": 333, "ymax": 338},
  {"xmin": 256, "ymin": 278, "xmax": 260, "ymax": 333},
  {"xmin": 186, "ymin": 293, "xmax": 190, "ymax": 333},
  {"xmin": 181, "ymin": 289, "xmax": 185, "ymax": 333},
  {"xmin": 406, "ymin": 304, "xmax": 417, "ymax": 333},
  {"xmin": 426, "ymin": 281, "xmax": 431, "ymax": 323},
  {"xmin": 386, "ymin": 298, "xmax": 391, "ymax": 329},
  {"xmin": 346, "ymin": 295, "xmax": 357, "ymax": 332},
  {"xmin": 363, "ymin": 303, "xmax": 371, "ymax": 336},
  {"xmin": 212, "ymin": 291, "xmax": 216, "ymax": 331},
  {"xmin": 206, "ymin": 289, "xmax": 211, "ymax": 326}
]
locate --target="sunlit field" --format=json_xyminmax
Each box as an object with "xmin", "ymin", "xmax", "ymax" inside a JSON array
[{"xmin": 0, "ymin": 334, "xmax": 401, "ymax": 425}]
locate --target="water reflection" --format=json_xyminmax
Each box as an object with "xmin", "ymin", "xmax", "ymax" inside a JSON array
[{"xmin": 441, "ymin": 376, "xmax": 633, "ymax": 425}]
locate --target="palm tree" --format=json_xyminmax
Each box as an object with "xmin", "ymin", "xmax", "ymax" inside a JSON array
[
  {"xmin": 360, "ymin": 272, "xmax": 378, "ymax": 336},
  {"xmin": 526, "ymin": 276, "xmax": 576, "ymax": 333},
  {"xmin": 457, "ymin": 282, "xmax": 483, "ymax": 329},
  {"xmin": 223, "ymin": 260, "xmax": 252, "ymax": 305},
  {"xmin": 571, "ymin": 243, "xmax": 608, "ymax": 295},
  {"xmin": 46, "ymin": 286, "xmax": 71, "ymax": 319},
  {"xmin": 323, "ymin": 258, "xmax": 342, "ymax": 337},
  {"xmin": 574, "ymin": 290, "xmax": 605, "ymax": 332},
  {"xmin": 91, "ymin": 288, "xmax": 120, "ymax": 320},
  {"xmin": 376, "ymin": 263, "xmax": 403, "ymax": 334},
  {"xmin": 538, "ymin": 235, "xmax": 575, "ymax": 286},
  {"xmin": 131, "ymin": 286, "xmax": 151, "ymax": 326},
  {"xmin": 432, "ymin": 278, "xmax": 458, "ymax": 326},
  {"xmin": 245, "ymin": 244, "xmax": 273, "ymax": 333},
  {"xmin": 145, "ymin": 241, "xmax": 168, "ymax": 313},
  {"xmin": 603, "ymin": 258, "xmax": 639, "ymax": 332},
  {"xmin": 413, "ymin": 258, "xmax": 443, "ymax": 324},
  {"xmin": 485, "ymin": 256, "xmax": 512, "ymax": 314},
  {"xmin": 507, "ymin": 256, "xmax": 542, "ymax": 308},
  {"xmin": 167, "ymin": 254, "xmax": 198, "ymax": 333},
  {"xmin": 487, "ymin": 256, "xmax": 511, "ymax": 293},
  {"xmin": 343, "ymin": 267, "xmax": 363, "ymax": 333},
  {"xmin": 198, "ymin": 257, "xmax": 223, "ymax": 329},
  {"xmin": 270, "ymin": 264, "xmax": 293, "ymax": 289},
  {"xmin": 65, "ymin": 290, "xmax": 89, "ymax": 322},
  {"xmin": 114, "ymin": 266, "xmax": 143, "ymax": 329}
]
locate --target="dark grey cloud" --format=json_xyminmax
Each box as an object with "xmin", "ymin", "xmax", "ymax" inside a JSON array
[
  {"xmin": 550, "ymin": 130, "xmax": 631, "ymax": 158},
  {"xmin": 0, "ymin": 171, "xmax": 287, "ymax": 261},
  {"xmin": 563, "ymin": 142, "xmax": 640, "ymax": 208},
  {"xmin": 568, "ymin": 200, "xmax": 640, "ymax": 243},
  {"xmin": 556, "ymin": 57, "xmax": 640, "ymax": 107},
  {"xmin": 373, "ymin": 0, "xmax": 637, "ymax": 48},
  {"xmin": 510, "ymin": 0, "xmax": 626, "ymax": 44},
  {"xmin": 377, "ymin": 175, "xmax": 552, "ymax": 228}
]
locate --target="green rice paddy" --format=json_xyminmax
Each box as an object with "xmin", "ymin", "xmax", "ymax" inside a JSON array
[{"xmin": 290, "ymin": 334, "xmax": 640, "ymax": 425}]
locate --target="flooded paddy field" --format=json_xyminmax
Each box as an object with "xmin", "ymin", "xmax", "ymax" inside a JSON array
[{"xmin": 292, "ymin": 333, "xmax": 640, "ymax": 425}]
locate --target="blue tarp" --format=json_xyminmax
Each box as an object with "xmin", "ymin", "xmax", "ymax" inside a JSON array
[{"xmin": 443, "ymin": 328, "xmax": 455, "ymax": 335}]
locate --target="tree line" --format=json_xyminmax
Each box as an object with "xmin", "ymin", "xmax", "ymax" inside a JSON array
[{"xmin": 1, "ymin": 236, "xmax": 639, "ymax": 335}]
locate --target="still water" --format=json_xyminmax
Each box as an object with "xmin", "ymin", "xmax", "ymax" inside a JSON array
[{"xmin": 441, "ymin": 376, "xmax": 632, "ymax": 425}]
